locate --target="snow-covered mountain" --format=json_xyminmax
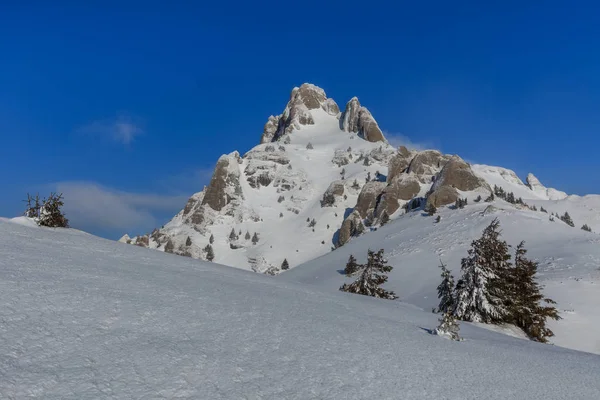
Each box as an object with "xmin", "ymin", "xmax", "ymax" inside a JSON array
[
  {"xmin": 123, "ymin": 83, "xmax": 591, "ymax": 276},
  {"xmin": 2, "ymin": 219, "xmax": 600, "ymax": 399}
]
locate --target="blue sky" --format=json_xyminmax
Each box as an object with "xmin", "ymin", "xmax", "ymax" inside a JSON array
[{"xmin": 1, "ymin": 1, "xmax": 599, "ymax": 238}]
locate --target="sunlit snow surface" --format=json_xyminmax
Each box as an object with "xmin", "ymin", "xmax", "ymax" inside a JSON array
[{"xmin": 1, "ymin": 220, "xmax": 599, "ymax": 399}]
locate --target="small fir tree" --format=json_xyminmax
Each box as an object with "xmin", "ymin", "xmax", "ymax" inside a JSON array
[
  {"xmin": 229, "ymin": 228, "xmax": 238, "ymax": 241},
  {"xmin": 453, "ymin": 218, "xmax": 512, "ymax": 323},
  {"xmin": 435, "ymin": 310, "xmax": 461, "ymax": 341},
  {"xmin": 352, "ymin": 179, "xmax": 360, "ymax": 189},
  {"xmin": 560, "ymin": 211, "xmax": 575, "ymax": 227},
  {"xmin": 245, "ymin": 231, "xmax": 251, "ymax": 240},
  {"xmin": 185, "ymin": 236, "xmax": 192, "ymax": 246},
  {"xmin": 204, "ymin": 244, "xmax": 215, "ymax": 261},
  {"xmin": 474, "ymin": 195, "xmax": 482, "ymax": 203},
  {"xmin": 508, "ymin": 242, "xmax": 560, "ymax": 342},
  {"xmin": 540, "ymin": 206, "xmax": 547, "ymax": 213},
  {"xmin": 436, "ymin": 260, "xmax": 455, "ymax": 314},
  {"xmin": 435, "ymin": 215, "xmax": 441, "ymax": 223},
  {"xmin": 209, "ymin": 234, "xmax": 215, "ymax": 244},
  {"xmin": 306, "ymin": 142, "xmax": 313, "ymax": 150},
  {"xmin": 581, "ymin": 224, "xmax": 592, "ymax": 232},
  {"xmin": 37, "ymin": 193, "xmax": 69, "ymax": 228},
  {"xmin": 339, "ymin": 249, "xmax": 397, "ymax": 300},
  {"xmin": 281, "ymin": 258, "xmax": 290, "ymax": 271},
  {"xmin": 344, "ymin": 254, "xmax": 360, "ymax": 276},
  {"xmin": 484, "ymin": 192, "xmax": 495, "ymax": 202},
  {"xmin": 252, "ymin": 232, "xmax": 259, "ymax": 244}
]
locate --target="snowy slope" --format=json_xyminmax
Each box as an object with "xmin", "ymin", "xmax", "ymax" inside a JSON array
[
  {"xmin": 2, "ymin": 220, "xmax": 600, "ymax": 399},
  {"xmin": 281, "ymin": 199, "xmax": 600, "ymax": 355}
]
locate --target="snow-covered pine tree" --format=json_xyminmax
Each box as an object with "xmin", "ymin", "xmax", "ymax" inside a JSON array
[
  {"xmin": 453, "ymin": 218, "xmax": 512, "ymax": 323},
  {"xmin": 38, "ymin": 193, "xmax": 69, "ymax": 228},
  {"xmin": 508, "ymin": 241, "xmax": 560, "ymax": 342},
  {"xmin": 560, "ymin": 212, "xmax": 575, "ymax": 227},
  {"xmin": 281, "ymin": 258, "xmax": 289, "ymax": 270},
  {"xmin": 344, "ymin": 254, "xmax": 360, "ymax": 276},
  {"xmin": 339, "ymin": 249, "xmax": 397, "ymax": 300},
  {"xmin": 581, "ymin": 224, "xmax": 592, "ymax": 232},
  {"xmin": 435, "ymin": 310, "xmax": 461, "ymax": 341},
  {"xmin": 204, "ymin": 244, "xmax": 215, "ymax": 261},
  {"xmin": 436, "ymin": 260, "xmax": 455, "ymax": 313}
]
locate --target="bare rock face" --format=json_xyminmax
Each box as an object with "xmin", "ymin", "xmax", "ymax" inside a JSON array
[
  {"xmin": 378, "ymin": 175, "xmax": 421, "ymax": 217},
  {"xmin": 202, "ymin": 152, "xmax": 243, "ymax": 212},
  {"xmin": 321, "ymin": 181, "xmax": 345, "ymax": 207},
  {"xmin": 426, "ymin": 186, "xmax": 459, "ymax": 208},
  {"xmin": 337, "ymin": 210, "xmax": 365, "ymax": 247},
  {"xmin": 321, "ymin": 98, "xmax": 340, "ymax": 116},
  {"xmin": 387, "ymin": 146, "xmax": 414, "ymax": 183},
  {"xmin": 407, "ymin": 150, "xmax": 450, "ymax": 181},
  {"xmin": 432, "ymin": 156, "xmax": 489, "ymax": 192},
  {"xmin": 260, "ymin": 83, "xmax": 331, "ymax": 143},
  {"xmin": 340, "ymin": 97, "xmax": 385, "ymax": 143},
  {"xmin": 354, "ymin": 181, "xmax": 387, "ymax": 218}
]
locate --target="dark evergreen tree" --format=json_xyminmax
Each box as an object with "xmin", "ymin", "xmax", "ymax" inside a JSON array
[
  {"xmin": 252, "ymin": 232, "xmax": 259, "ymax": 244},
  {"xmin": 581, "ymin": 224, "xmax": 592, "ymax": 232},
  {"xmin": 339, "ymin": 249, "xmax": 397, "ymax": 300},
  {"xmin": 366, "ymin": 171, "xmax": 371, "ymax": 182},
  {"xmin": 308, "ymin": 218, "xmax": 317, "ymax": 228},
  {"xmin": 306, "ymin": 142, "xmax": 313, "ymax": 149},
  {"xmin": 37, "ymin": 193, "xmax": 69, "ymax": 228},
  {"xmin": 508, "ymin": 242, "xmax": 560, "ymax": 342},
  {"xmin": 277, "ymin": 195, "xmax": 285, "ymax": 203},
  {"xmin": 435, "ymin": 311, "xmax": 461, "ymax": 341},
  {"xmin": 352, "ymin": 179, "xmax": 360, "ymax": 190},
  {"xmin": 209, "ymin": 234, "xmax": 215, "ymax": 244},
  {"xmin": 229, "ymin": 228, "xmax": 238, "ymax": 241},
  {"xmin": 484, "ymin": 192, "xmax": 495, "ymax": 202},
  {"xmin": 245, "ymin": 231, "xmax": 251, "ymax": 240},
  {"xmin": 344, "ymin": 254, "xmax": 360, "ymax": 276},
  {"xmin": 281, "ymin": 258, "xmax": 290, "ymax": 270},
  {"xmin": 532, "ymin": 205, "xmax": 538, "ymax": 211},
  {"xmin": 436, "ymin": 260, "xmax": 455, "ymax": 314},
  {"xmin": 474, "ymin": 195, "xmax": 482, "ymax": 203},
  {"xmin": 204, "ymin": 244, "xmax": 215, "ymax": 261},
  {"xmin": 560, "ymin": 211, "xmax": 575, "ymax": 227},
  {"xmin": 185, "ymin": 236, "xmax": 192, "ymax": 246},
  {"xmin": 164, "ymin": 239, "xmax": 175, "ymax": 253},
  {"xmin": 279, "ymin": 212, "xmax": 283, "ymax": 218},
  {"xmin": 435, "ymin": 215, "xmax": 441, "ymax": 223},
  {"xmin": 453, "ymin": 218, "xmax": 512, "ymax": 323},
  {"xmin": 540, "ymin": 206, "xmax": 547, "ymax": 213}
]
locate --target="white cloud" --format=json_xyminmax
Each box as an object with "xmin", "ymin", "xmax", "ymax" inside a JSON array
[
  {"xmin": 78, "ymin": 114, "xmax": 143, "ymax": 144},
  {"xmin": 53, "ymin": 182, "xmax": 188, "ymax": 236},
  {"xmin": 384, "ymin": 131, "xmax": 435, "ymax": 152}
]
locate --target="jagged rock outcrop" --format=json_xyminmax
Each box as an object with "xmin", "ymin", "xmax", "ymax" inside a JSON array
[
  {"xmin": 354, "ymin": 181, "xmax": 387, "ymax": 218},
  {"xmin": 337, "ymin": 210, "xmax": 365, "ymax": 247},
  {"xmin": 340, "ymin": 97, "xmax": 385, "ymax": 143},
  {"xmin": 261, "ymin": 83, "xmax": 336, "ymax": 143},
  {"xmin": 321, "ymin": 181, "xmax": 345, "ymax": 207},
  {"xmin": 426, "ymin": 156, "xmax": 489, "ymax": 208},
  {"xmin": 526, "ymin": 173, "xmax": 568, "ymax": 200},
  {"xmin": 202, "ymin": 152, "xmax": 243, "ymax": 211},
  {"xmin": 407, "ymin": 150, "xmax": 451, "ymax": 182},
  {"xmin": 377, "ymin": 175, "xmax": 421, "ymax": 217},
  {"xmin": 387, "ymin": 146, "xmax": 413, "ymax": 183}
]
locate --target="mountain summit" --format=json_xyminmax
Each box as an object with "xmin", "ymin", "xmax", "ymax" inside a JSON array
[{"xmin": 121, "ymin": 84, "xmax": 583, "ymax": 275}]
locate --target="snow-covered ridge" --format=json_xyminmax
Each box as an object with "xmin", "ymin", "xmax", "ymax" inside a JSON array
[{"xmin": 2, "ymin": 219, "xmax": 600, "ymax": 399}]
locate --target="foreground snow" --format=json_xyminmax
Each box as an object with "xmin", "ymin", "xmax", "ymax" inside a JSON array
[{"xmin": 1, "ymin": 220, "xmax": 600, "ymax": 399}]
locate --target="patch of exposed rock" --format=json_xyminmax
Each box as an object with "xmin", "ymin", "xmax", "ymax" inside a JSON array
[
  {"xmin": 377, "ymin": 175, "xmax": 421, "ymax": 217},
  {"xmin": 202, "ymin": 152, "xmax": 243, "ymax": 211},
  {"xmin": 387, "ymin": 146, "xmax": 413, "ymax": 183},
  {"xmin": 432, "ymin": 156, "xmax": 489, "ymax": 193},
  {"xmin": 321, "ymin": 181, "xmax": 345, "ymax": 207},
  {"xmin": 407, "ymin": 150, "xmax": 451, "ymax": 182},
  {"xmin": 354, "ymin": 181, "xmax": 387, "ymax": 218},
  {"xmin": 337, "ymin": 210, "xmax": 365, "ymax": 247},
  {"xmin": 340, "ymin": 97, "xmax": 385, "ymax": 143}
]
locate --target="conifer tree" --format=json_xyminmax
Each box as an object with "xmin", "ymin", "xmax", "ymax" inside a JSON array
[
  {"xmin": 306, "ymin": 142, "xmax": 313, "ymax": 149},
  {"xmin": 209, "ymin": 234, "xmax": 215, "ymax": 244},
  {"xmin": 435, "ymin": 311, "xmax": 461, "ymax": 341},
  {"xmin": 352, "ymin": 179, "xmax": 360, "ymax": 189},
  {"xmin": 252, "ymin": 232, "xmax": 259, "ymax": 244},
  {"xmin": 453, "ymin": 218, "xmax": 512, "ymax": 323},
  {"xmin": 245, "ymin": 231, "xmax": 251, "ymax": 240},
  {"xmin": 186, "ymin": 236, "xmax": 192, "ymax": 246},
  {"xmin": 339, "ymin": 249, "xmax": 397, "ymax": 300},
  {"xmin": 204, "ymin": 244, "xmax": 215, "ymax": 261},
  {"xmin": 484, "ymin": 192, "xmax": 494, "ymax": 202},
  {"xmin": 508, "ymin": 242, "xmax": 560, "ymax": 342},
  {"xmin": 229, "ymin": 228, "xmax": 238, "ymax": 241},
  {"xmin": 435, "ymin": 215, "xmax": 441, "ymax": 223},
  {"xmin": 474, "ymin": 195, "xmax": 482, "ymax": 203},
  {"xmin": 344, "ymin": 254, "xmax": 360, "ymax": 276},
  {"xmin": 560, "ymin": 211, "xmax": 575, "ymax": 227},
  {"xmin": 281, "ymin": 258, "xmax": 290, "ymax": 270},
  {"xmin": 581, "ymin": 224, "xmax": 592, "ymax": 232},
  {"xmin": 540, "ymin": 206, "xmax": 547, "ymax": 213},
  {"xmin": 37, "ymin": 193, "xmax": 69, "ymax": 228},
  {"xmin": 436, "ymin": 260, "xmax": 455, "ymax": 313}
]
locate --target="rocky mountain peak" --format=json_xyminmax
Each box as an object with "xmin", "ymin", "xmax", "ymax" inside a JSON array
[{"xmin": 340, "ymin": 97, "xmax": 385, "ymax": 143}]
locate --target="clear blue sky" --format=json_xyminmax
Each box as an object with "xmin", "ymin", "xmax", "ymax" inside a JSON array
[{"xmin": 1, "ymin": 1, "xmax": 599, "ymax": 238}]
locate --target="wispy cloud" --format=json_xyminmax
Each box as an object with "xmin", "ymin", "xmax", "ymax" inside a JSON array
[
  {"xmin": 384, "ymin": 131, "xmax": 436, "ymax": 152},
  {"xmin": 53, "ymin": 182, "xmax": 188, "ymax": 237},
  {"xmin": 78, "ymin": 114, "xmax": 143, "ymax": 144}
]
